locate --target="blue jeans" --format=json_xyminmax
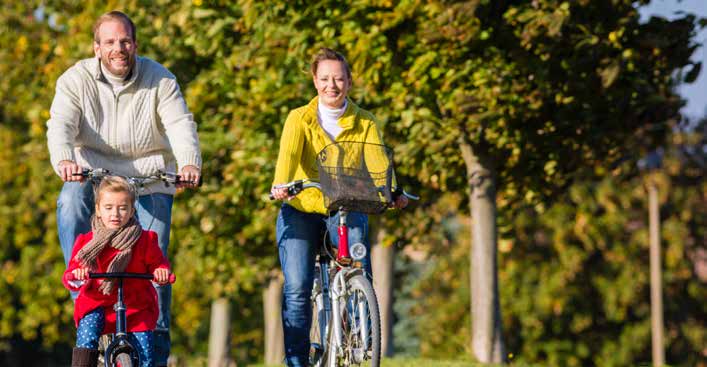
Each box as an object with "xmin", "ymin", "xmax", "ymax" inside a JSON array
[
  {"xmin": 76, "ymin": 308, "xmax": 154, "ymax": 367},
  {"xmin": 276, "ymin": 204, "xmax": 371, "ymax": 367},
  {"xmin": 57, "ymin": 181, "xmax": 173, "ymax": 366}
]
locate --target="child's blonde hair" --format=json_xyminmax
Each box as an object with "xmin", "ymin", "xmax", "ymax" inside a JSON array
[{"xmin": 96, "ymin": 176, "xmax": 136, "ymax": 205}]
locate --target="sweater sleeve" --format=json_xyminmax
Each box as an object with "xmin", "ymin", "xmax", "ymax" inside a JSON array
[
  {"xmin": 272, "ymin": 110, "xmax": 306, "ymax": 186},
  {"xmin": 143, "ymin": 231, "xmax": 170, "ymax": 273},
  {"xmin": 46, "ymin": 72, "xmax": 82, "ymax": 175},
  {"xmin": 157, "ymin": 75, "xmax": 202, "ymax": 170}
]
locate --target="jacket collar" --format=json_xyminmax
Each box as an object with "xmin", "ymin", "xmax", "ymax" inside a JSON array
[{"xmin": 304, "ymin": 96, "xmax": 357, "ymax": 130}]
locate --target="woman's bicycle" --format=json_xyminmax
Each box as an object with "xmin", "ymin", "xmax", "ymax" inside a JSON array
[
  {"xmin": 271, "ymin": 141, "xmax": 418, "ymax": 367},
  {"xmin": 66, "ymin": 272, "xmax": 176, "ymax": 367}
]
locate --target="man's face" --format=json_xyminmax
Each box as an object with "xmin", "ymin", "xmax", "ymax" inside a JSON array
[{"xmin": 93, "ymin": 19, "xmax": 137, "ymax": 78}]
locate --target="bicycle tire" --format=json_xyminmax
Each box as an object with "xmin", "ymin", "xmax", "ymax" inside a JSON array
[
  {"xmin": 328, "ymin": 273, "xmax": 381, "ymax": 367},
  {"xmin": 114, "ymin": 352, "xmax": 132, "ymax": 367},
  {"xmin": 309, "ymin": 267, "xmax": 326, "ymax": 367}
]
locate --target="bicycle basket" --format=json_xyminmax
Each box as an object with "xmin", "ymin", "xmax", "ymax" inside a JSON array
[{"xmin": 316, "ymin": 141, "xmax": 394, "ymax": 214}]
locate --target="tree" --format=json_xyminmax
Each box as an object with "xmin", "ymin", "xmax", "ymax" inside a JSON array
[{"xmin": 386, "ymin": 0, "xmax": 698, "ymax": 362}]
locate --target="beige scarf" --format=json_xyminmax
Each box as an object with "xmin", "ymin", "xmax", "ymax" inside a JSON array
[{"xmin": 76, "ymin": 215, "xmax": 142, "ymax": 295}]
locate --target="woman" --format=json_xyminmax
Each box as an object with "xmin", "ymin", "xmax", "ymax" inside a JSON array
[{"xmin": 271, "ymin": 48, "xmax": 406, "ymax": 366}]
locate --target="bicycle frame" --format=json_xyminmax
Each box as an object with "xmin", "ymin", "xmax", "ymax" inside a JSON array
[
  {"xmin": 85, "ymin": 272, "xmax": 175, "ymax": 367},
  {"xmin": 313, "ymin": 208, "xmax": 371, "ymax": 366}
]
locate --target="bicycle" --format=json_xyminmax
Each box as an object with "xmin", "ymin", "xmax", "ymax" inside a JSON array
[
  {"xmin": 66, "ymin": 272, "xmax": 176, "ymax": 367},
  {"xmin": 70, "ymin": 168, "xmax": 195, "ymax": 366},
  {"xmin": 271, "ymin": 141, "xmax": 418, "ymax": 367}
]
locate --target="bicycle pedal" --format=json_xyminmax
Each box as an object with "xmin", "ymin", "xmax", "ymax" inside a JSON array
[{"xmin": 309, "ymin": 343, "xmax": 324, "ymax": 366}]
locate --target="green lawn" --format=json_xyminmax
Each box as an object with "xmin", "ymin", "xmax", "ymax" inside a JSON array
[{"xmin": 247, "ymin": 357, "xmax": 523, "ymax": 367}]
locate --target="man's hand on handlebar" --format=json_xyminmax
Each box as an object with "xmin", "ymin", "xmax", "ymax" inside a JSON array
[
  {"xmin": 178, "ymin": 165, "xmax": 201, "ymax": 189},
  {"xmin": 58, "ymin": 160, "xmax": 84, "ymax": 182}
]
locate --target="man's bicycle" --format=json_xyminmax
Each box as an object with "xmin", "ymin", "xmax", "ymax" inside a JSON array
[
  {"xmin": 272, "ymin": 141, "xmax": 418, "ymax": 367},
  {"xmin": 66, "ymin": 272, "xmax": 176, "ymax": 367}
]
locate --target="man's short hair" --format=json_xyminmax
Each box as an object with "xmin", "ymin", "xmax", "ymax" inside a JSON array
[{"xmin": 92, "ymin": 11, "xmax": 136, "ymax": 43}]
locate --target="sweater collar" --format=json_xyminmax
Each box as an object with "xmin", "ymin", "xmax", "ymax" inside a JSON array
[
  {"xmin": 92, "ymin": 56, "xmax": 140, "ymax": 87},
  {"xmin": 305, "ymin": 96, "xmax": 357, "ymax": 130}
]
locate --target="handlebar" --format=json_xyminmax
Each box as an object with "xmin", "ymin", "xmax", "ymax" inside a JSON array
[
  {"xmin": 269, "ymin": 179, "xmax": 420, "ymax": 204},
  {"xmin": 66, "ymin": 272, "xmax": 176, "ymax": 284},
  {"xmin": 269, "ymin": 179, "xmax": 321, "ymax": 200},
  {"xmin": 73, "ymin": 168, "xmax": 202, "ymax": 188}
]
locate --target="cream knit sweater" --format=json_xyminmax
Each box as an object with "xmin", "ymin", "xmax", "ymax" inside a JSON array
[{"xmin": 46, "ymin": 56, "xmax": 201, "ymax": 195}]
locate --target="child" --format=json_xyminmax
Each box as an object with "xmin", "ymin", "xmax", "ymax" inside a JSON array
[{"xmin": 62, "ymin": 176, "xmax": 171, "ymax": 367}]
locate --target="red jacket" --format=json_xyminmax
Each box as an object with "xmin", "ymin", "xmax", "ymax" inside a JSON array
[{"xmin": 62, "ymin": 230, "xmax": 169, "ymax": 334}]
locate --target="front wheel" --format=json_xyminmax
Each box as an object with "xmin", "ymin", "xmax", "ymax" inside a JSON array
[
  {"xmin": 114, "ymin": 352, "xmax": 132, "ymax": 367},
  {"xmin": 329, "ymin": 273, "xmax": 381, "ymax": 367}
]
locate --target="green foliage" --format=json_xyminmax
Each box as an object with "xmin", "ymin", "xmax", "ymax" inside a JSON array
[
  {"xmin": 408, "ymin": 127, "xmax": 705, "ymax": 366},
  {"xmin": 1, "ymin": 1, "xmax": 703, "ymax": 366}
]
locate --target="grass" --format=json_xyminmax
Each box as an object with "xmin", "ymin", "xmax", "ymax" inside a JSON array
[{"xmin": 247, "ymin": 356, "xmax": 520, "ymax": 367}]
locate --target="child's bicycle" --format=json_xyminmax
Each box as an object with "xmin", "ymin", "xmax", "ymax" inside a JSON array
[
  {"xmin": 70, "ymin": 168, "xmax": 194, "ymax": 366},
  {"xmin": 66, "ymin": 272, "xmax": 176, "ymax": 367},
  {"xmin": 271, "ymin": 141, "xmax": 418, "ymax": 367}
]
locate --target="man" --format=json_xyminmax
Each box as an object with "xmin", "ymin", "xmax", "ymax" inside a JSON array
[{"xmin": 46, "ymin": 11, "xmax": 201, "ymax": 366}]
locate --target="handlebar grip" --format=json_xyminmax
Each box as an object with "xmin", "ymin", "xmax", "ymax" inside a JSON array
[
  {"xmin": 175, "ymin": 175, "xmax": 204, "ymax": 187},
  {"xmin": 66, "ymin": 273, "xmax": 76, "ymax": 281},
  {"xmin": 167, "ymin": 273, "xmax": 176, "ymax": 284}
]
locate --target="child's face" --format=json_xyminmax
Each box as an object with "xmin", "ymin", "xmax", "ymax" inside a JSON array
[{"xmin": 96, "ymin": 191, "xmax": 135, "ymax": 229}]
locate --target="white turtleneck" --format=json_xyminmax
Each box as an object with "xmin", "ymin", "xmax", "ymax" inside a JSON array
[
  {"xmin": 317, "ymin": 100, "xmax": 347, "ymax": 141},
  {"xmin": 100, "ymin": 61, "xmax": 128, "ymax": 94}
]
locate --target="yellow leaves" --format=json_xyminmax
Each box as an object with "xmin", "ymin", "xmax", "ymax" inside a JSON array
[
  {"xmin": 498, "ymin": 238, "xmax": 513, "ymax": 253},
  {"xmin": 544, "ymin": 160, "xmax": 557, "ymax": 176},
  {"xmin": 599, "ymin": 60, "xmax": 621, "ymax": 88},
  {"xmin": 608, "ymin": 31, "xmax": 618, "ymax": 43},
  {"xmin": 192, "ymin": 0, "xmax": 203, "ymax": 6},
  {"xmin": 15, "ymin": 35, "xmax": 28, "ymax": 56},
  {"xmin": 554, "ymin": 93, "xmax": 574, "ymax": 105}
]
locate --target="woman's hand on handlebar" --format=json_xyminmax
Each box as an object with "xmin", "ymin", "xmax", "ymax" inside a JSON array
[
  {"xmin": 271, "ymin": 186, "xmax": 292, "ymax": 200},
  {"xmin": 153, "ymin": 268, "xmax": 171, "ymax": 285},
  {"xmin": 392, "ymin": 195, "xmax": 409, "ymax": 209},
  {"xmin": 71, "ymin": 267, "xmax": 90, "ymax": 281}
]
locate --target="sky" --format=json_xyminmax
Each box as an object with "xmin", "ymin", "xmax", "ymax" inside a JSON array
[{"xmin": 639, "ymin": 0, "xmax": 707, "ymax": 119}]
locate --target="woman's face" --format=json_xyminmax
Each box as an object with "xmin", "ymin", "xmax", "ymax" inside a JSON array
[{"xmin": 313, "ymin": 59, "xmax": 351, "ymax": 109}]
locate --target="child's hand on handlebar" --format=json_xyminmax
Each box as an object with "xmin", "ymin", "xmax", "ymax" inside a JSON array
[
  {"xmin": 71, "ymin": 267, "xmax": 90, "ymax": 281},
  {"xmin": 153, "ymin": 268, "xmax": 170, "ymax": 285}
]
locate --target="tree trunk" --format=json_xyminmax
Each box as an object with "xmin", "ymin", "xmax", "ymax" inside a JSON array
[
  {"xmin": 263, "ymin": 271, "xmax": 285, "ymax": 364},
  {"xmin": 208, "ymin": 298, "xmax": 232, "ymax": 367},
  {"xmin": 647, "ymin": 176, "xmax": 665, "ymax": 367},
  {"xmin": 460, "ymin": 142, "xmax": 505, "ymax": 364},
  {"xmin": 371, "ymin": 221, "xmax": 395, "ymax": 357}
]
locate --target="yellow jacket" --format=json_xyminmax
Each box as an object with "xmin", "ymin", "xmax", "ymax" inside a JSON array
[{"xmin": 272, "ymin": 96, "xmax": 388, "ymax": 214}]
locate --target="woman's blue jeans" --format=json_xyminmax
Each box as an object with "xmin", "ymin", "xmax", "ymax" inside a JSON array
[
  {"xmin": 276, "ymin": 203, "xmax": 372, "ymax": 367},
  {"xmin": 57, "ymin": 181, "xmax": 173, "ymax": 366}
]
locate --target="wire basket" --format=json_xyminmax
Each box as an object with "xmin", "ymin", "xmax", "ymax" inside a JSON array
[{"xmin": 317, "ymin": 141, "xmax": 394, "ymax": 214}]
